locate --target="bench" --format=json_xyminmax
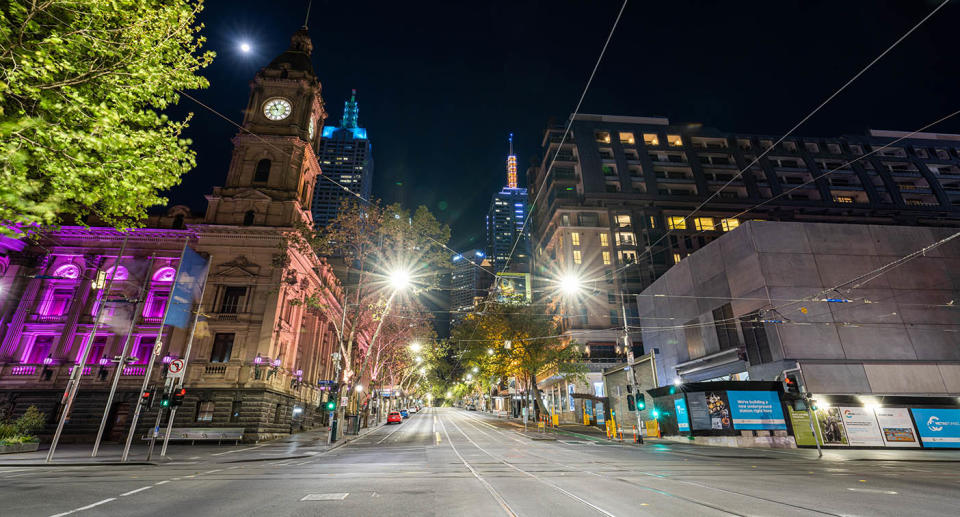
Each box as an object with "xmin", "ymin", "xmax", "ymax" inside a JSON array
[{"xmin": 141, "ymin": 427, "xmax": 244, "ymax": 445}]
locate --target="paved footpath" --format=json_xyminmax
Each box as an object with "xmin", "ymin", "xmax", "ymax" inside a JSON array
[{"xmin": 2, "ymin": 408, "xmax": 960, "ymax": 516}]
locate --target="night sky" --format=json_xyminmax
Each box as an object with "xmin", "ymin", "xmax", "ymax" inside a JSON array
[{"xmin": 164, "ymin": 0, "xmax": 960, "ymax": 252}]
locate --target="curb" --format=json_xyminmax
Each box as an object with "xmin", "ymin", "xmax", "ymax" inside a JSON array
[{"xmin": 0, "ymin": 461, "xmax": 155, "ymax": 467}]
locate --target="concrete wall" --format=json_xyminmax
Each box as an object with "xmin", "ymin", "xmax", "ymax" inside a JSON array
[{"xmin": 638, "ymin": 221, "xmax": 960, "ymax": 396}]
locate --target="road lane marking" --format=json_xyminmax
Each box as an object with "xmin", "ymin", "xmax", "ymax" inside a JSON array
[
  {"xmin": 203, "ymin": 469, "xmax": 223, "ymax": 475},
  {"xmin": 300, "ymin": 493, "xmax": 348, "ymax": 501},
  {"xmin": 446, "ymin": 414, "xmax": 618, "ymax": 517},
  {"xmin": 210, "ymin": 444, "xmax": 268, "ymax": 456},
  {"xmin": 436, "ymin": 431, "xmax": 442, "ymax": 444},
  {"xmin": 438, "ymin": 417, "xmax": 517, "ymax": 517},
  {"xmin": 49, "ymin": 498, "xmax": 116, "ymax": 517},
  {"xmin": 120, "ymin": 486, "xmax": 152, "ymax": 496},
  {"xmin": 155, "ymin": 480, "xmax": 170, "ymax": 485}
]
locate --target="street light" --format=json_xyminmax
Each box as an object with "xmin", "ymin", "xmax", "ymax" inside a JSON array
[
  {"xmin": 487, "ymin": 348, "xmax": 494, "ymax": 355},
  {"xmin": 466, "ymin": 374, "xmax": 473, "ymax": 381},
  {"xmin": 355, "ymin": 384, "xmax": 364, "ymax": 392},
  {"xmin": 559, "ymin": 273, "xmax": 582, "ymax": 296},
  {"xmin": 389, "ymin": 269, "xmax": 412, "ymax": 291},
  {"xmin": 410, "ymin": 342, "xmax": 422, "ymax": 353},
  {"xmin": 472, "ymin": 367, "xmax": 479, "ymax": 373},
  {"xmin": 415, "ymin": 356, "xmax": 423, "ymax": 363}
]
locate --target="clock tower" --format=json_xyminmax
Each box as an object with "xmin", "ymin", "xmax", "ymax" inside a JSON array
[{"xmin": 204, "ymin": 27, "xmax": 328, "ymax": 228}]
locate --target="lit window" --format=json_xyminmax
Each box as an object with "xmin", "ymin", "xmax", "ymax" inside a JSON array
[
  {"xmin": 619, "ymin": 250, "xmax": 638, "ymax": 263},
  {"xmin": 595, "ymin": 131, "xmax": 611, "ymax": 144},
  {"xmin": 615, "ymin": 232, "xmax": 635, "ymax": 246},
  {"xmin": 599, "ymin": 233, "xmax": 609, "ymax": 246},
  {"xmin": 619, "ymin": 132, "xmax": 636, "ymax": 144},
  {"xmin": 720, "ymin": 218, "xmax": 740, "ymax": 231},
  {"xmin": 648, "ymin": 216, "xmax": 657, "ymax": 228},
  {"xmin": 668, "ymin": 135, "xmax": 683, "ymax": 147},
  {"xmin": 573, "ymin": 250, "xmax": 582, "ymax": 264},
  {"xmin": 602, "ymin": 251, "xmax": 611, "ymax": 265},
  {"xmin": 615, "ymin": 214, "xmax": 631, "ymax": 227},
  {"xmin": 643, "ymin": 134, "xmax": 659, "ymax": 146},
  {"xmin": 833, "ymin": 196, "xmax": 854, "ymax": 204},
  {"xmin": 666, "ymin": 216, "xmax": 686, "ymax": 230},
  {"xmin": 570, "ymin": 232, "xmax": 580, "ymax": 246},
  {"xmin": 673, "ymin": 252, "xmax": 682, "ymax": 264},
  {"xmin": 693, "ymin": 217, "xmax": 714, "ymax": 231}
]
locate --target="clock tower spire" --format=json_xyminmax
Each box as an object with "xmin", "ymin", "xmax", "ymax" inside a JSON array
[{"xmin": 204, "ymin": 27, "xmax": 327, "ymax": 228}]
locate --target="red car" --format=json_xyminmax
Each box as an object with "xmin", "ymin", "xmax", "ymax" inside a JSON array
[{"xmin": 387, "ymin": 411, "xmax": 403, "ymax": 424}]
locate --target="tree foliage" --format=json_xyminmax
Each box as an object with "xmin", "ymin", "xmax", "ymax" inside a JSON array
[
  {"xmin": 451, "ymin": 302, "xmax": 585, "ymax": 418},
  {"xmin": 0, "ymin": 0, "xmax": 214, "ymax": 236}
]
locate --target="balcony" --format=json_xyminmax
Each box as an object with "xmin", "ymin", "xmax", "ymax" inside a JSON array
[{"xmin": 28, "ymin": 314, "xmax": 68, "ymax": 324}]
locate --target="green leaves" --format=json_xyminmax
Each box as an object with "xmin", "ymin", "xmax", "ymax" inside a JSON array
[{"xmin": 0, "ymin": 0, "xmax": 214, "ymax": 236}]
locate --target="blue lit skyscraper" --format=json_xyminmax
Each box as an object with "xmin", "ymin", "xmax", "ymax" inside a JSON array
[
  {"xmin": 486, "ymin": 134, "xmax": 530, "ymax": 274},
  {"xmin": 311, "ymin": 89, "xmax": 374, "ymax": 227}
]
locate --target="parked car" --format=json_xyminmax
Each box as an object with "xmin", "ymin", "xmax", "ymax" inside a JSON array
[
  {"xmin": 400, "ymin": 409, "xmax": 410, "ymax": 418},
  {"xmin": 387, "ymin": 411, "xmax": 402, "ymax": 424},
  {"xmin": 409, "ymin": 406, "xmax": 418, "ymax": 413}
]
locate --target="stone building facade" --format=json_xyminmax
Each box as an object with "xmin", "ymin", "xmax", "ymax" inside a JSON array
[{"xmin": 0, "ymin": 27, "xmax": 361, "ymax": 442}]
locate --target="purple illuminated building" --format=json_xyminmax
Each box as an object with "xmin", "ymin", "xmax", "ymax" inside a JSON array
[{"xmin": 0, "ymin": 27, "xmax": 356, "ymax": 441}]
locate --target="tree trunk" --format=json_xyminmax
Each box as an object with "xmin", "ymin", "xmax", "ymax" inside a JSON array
[{"xmin": 529, "ymin": 370, "xmax": 550, "ymax": 422}]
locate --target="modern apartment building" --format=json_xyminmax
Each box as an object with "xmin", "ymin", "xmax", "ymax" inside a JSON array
[
  {"xmin": 527, "ymin": 114, "xmax": 960, "ymax": 359},
  {"xmin": 311, "ymin": 89, "xmax": 374, "ymax": 227}
]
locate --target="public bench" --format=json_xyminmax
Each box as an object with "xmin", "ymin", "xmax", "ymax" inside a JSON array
[{"xmin": 141, "ymin": 427, "xmax": 244, "ymax": 445}]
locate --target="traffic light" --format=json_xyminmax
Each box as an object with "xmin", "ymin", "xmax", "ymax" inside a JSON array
[
  {"xmin": 171, "ymin": 388, "xmax": 187, "ymax": 407},
  {"xmin": 627, "ymin": 394, "xmax": 636, "ymax": 411},
  {"xmin": 159, "ymin": 393, "xmax": 171, "ymax": 408},
  {"xmin": 325, "ymin": 400, "xmax": 337, "ymax": 411},
  {"xmin": 636, "ymin": 393, "xmax": 646, "ymax": 411},
  {"xmin": 783, "ymin": 372, "xmax": 801, "ymax": 395},
  {"xmin": 140, "ymin": 389, "xmax": 154, "ymax": 408}
]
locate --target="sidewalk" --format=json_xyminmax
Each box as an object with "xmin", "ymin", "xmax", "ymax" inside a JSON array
[{"xmin": 0, "ymin": 422, "xmax": 385, "ymax": 467}]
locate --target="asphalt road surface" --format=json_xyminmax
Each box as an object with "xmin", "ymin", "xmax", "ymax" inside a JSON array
[{"xmin": 2, "ymin": 407, "xmax": 959, "ymax": 516}]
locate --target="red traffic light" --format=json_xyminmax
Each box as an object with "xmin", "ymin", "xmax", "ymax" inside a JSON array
[{"xmin": 171, "ymin": 388, "xmax": 187, "ymax": 407}]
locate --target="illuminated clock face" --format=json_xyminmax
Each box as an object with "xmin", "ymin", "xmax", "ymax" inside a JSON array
[
  {"xmin": 263, "ymin": 98, "xmax": 292, "ymax": 121},
  {"xmin": 308, "ymin": 118, "xmax": 315, "ymax": 140}
]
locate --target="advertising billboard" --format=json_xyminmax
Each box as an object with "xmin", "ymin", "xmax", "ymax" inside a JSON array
[
  {"xmin": 911, "ymin": 408, "xmax": 960, "ymax": 448},
  {"xmin": 813, "ymin": 407, "xmax": 848, "ymax": 445},
  {"xmin": 727, "ymin": 391, "xmax": 786, "ymax": 430},
  {"xmin": 674, "ymin": 398, "xmax": 690, "ymax": 432},
  {"xmin": 837, "ymin": 407, "xmax": 884, "ymax": 447},
  {"xmin": 706, "ymin": 391, "xmax": 733, "ymax": 430},
  {"xmin": 787, "ymin": 407, "xmax": 817, "ymax": 447},
  {"xmin": 686, "ymin": 392, "xmax": 713, "ymax": 431},
  {"xmin": 874, "ymin": 408, "xmax": 920, "ymax": 448}
]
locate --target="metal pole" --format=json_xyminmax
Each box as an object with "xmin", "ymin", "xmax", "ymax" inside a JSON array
[
  {"xmin": 47, "ymin": 234, "xmax": 129, "ymax": 463},
  {"xmin": 122, "ymin": 240, "xmax": 189, "ymax": 462},
  {"xmin": 92, "ymin": 254, "xmax": 155, "ymax": 457},
  {"xmin": 806, "ymin": 400, "xmax": 823, "ymax": 458},
  {"xmin": 618, "ymin": 278, "xmax": 644, "ymax": 444}
]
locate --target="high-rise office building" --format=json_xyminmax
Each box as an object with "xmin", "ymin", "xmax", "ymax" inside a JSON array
[
  {"xmin": 528, "ymin": 113, "xmax": 960, "ymax": 360},
  {"xmin": 311, "ymin": 90, "xmax": 374, "ymax": 227},
  {"xmin": 449, "ymin": 249, "xmax": 490, "ymax": 329},
  {"xmin": 486, "ymin": 134, "xmax": 531, "ymax": 274}
]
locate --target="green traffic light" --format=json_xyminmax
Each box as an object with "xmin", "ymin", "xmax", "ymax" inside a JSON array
[
  {"xmin": 160, "ymin": 399, "xmax": 170, "ymax": 407},
  {"xmin": 637, "ymin": 401, "xmax": 645, "ymax": 410},
  {"xmin": 325, "ymin": 401, "xmax": 336, "ymax": 411}
]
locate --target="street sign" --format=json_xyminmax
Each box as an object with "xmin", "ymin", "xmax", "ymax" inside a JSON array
[{"xmin": 168, "ymin": 358, "xmax": 186, "ymax": 379}]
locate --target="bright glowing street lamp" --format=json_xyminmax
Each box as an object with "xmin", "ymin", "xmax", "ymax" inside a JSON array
[
  {"xmin": 487, "ymin": 348, "xmax": 494, "ymax": 355},
  {"xmin": 466, "ymin": 374, "xmax": 473, "ymax": 381},
  {"xmin": 389, "ymin": 269, "xmax": 412, "ymax": 291},
  {"xmin": 409, "ymin": 342, "xmax": 422, "ymax": 353},
  {"xmin": 415, "ymin": 356, "xmax": 423, "ymax": 363},
  {"xmin": 355, "ymin": 384, "xmax": 364, "ymax": 392},
  {"xmin": 472, "ymin": 367, "xmax": 479, "ymax": 373},
  {"xmin": 239, "ymin": 41, "xmax": 251, "ymax": 53},
  {"xmin": 559, "ymin": 274, "xmax": 583, "ymax": 296}
]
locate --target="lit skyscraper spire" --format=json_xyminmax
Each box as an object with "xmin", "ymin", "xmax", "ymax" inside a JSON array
[
  {"xmin": 341, "ymin": 88, "xmax": 359, "ymax": 128},
  {"xmin": 506, "ymin": 132, "xmax": 518, "ymax": 188}
]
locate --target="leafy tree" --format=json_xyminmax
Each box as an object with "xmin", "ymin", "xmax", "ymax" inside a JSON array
[
  {"xmin": 288, "ymin": 198, "xmax": 450, "ymax": 423},
  {"xmin": 452, "ymin": 302, "xmax": 585, "ymax": 420},
  {"xmin": 0, "ymin": 0, "xmax": 214, "ymax": 236}
]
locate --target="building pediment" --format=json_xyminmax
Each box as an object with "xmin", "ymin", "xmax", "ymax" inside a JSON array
[
  {"xmin": 228, "ymin": 189, "xmax": 274, "ymax": 201},
  {"xmin": 213, "ymin": 255, "xmax": 261, "ymax": 277}
]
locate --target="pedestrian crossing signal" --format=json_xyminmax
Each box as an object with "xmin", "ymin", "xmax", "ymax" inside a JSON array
[{"xmin": 172, "ymin": 388, "xmax": 187, "ymax": 407}]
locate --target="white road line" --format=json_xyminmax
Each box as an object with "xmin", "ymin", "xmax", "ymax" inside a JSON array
[
  {"xmin": 155, "ymin": 480, "xmax": 170, "ymax": 485},
  {"xmin": 438, "ymin": 416, "xmax": 517, "ymax": 517},
  {"xmin": 376, "ymin": 421, "xmax": 406, "ymax": 444},
  {"xmin": 49, "ymin": 497, "xmax": 116, "ymax": 517},
  {"xmin": 446, "ymin": 414, "xmax": 617, "ymax": 517},
  {"xmin": 203, "ymin": 469, "xmax": 223, "ymax": 475},
  {"xmin": 210, "ymin": 444, "xmax": 268, "ymax": 456},
  {"xmin": 120, "ymin": 486, "xmax": 152, "ymax": 497}
]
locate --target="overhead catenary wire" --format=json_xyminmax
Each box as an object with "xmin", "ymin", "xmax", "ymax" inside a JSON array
[{"xmin": 636, "ymin": 0, "xmax": 952, "ymax": 263}]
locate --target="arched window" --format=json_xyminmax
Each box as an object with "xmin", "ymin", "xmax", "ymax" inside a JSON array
[
  {"xmin": 172, "ymin": 214, "xmax": 185, "ymax": 229},
  {"xmin": 243, "ymin": 210, "xmax": 255, "ymax": 226},
  {"xmin": 254, "ymin": 159, "xmax": 271, "ymax": 183}
]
